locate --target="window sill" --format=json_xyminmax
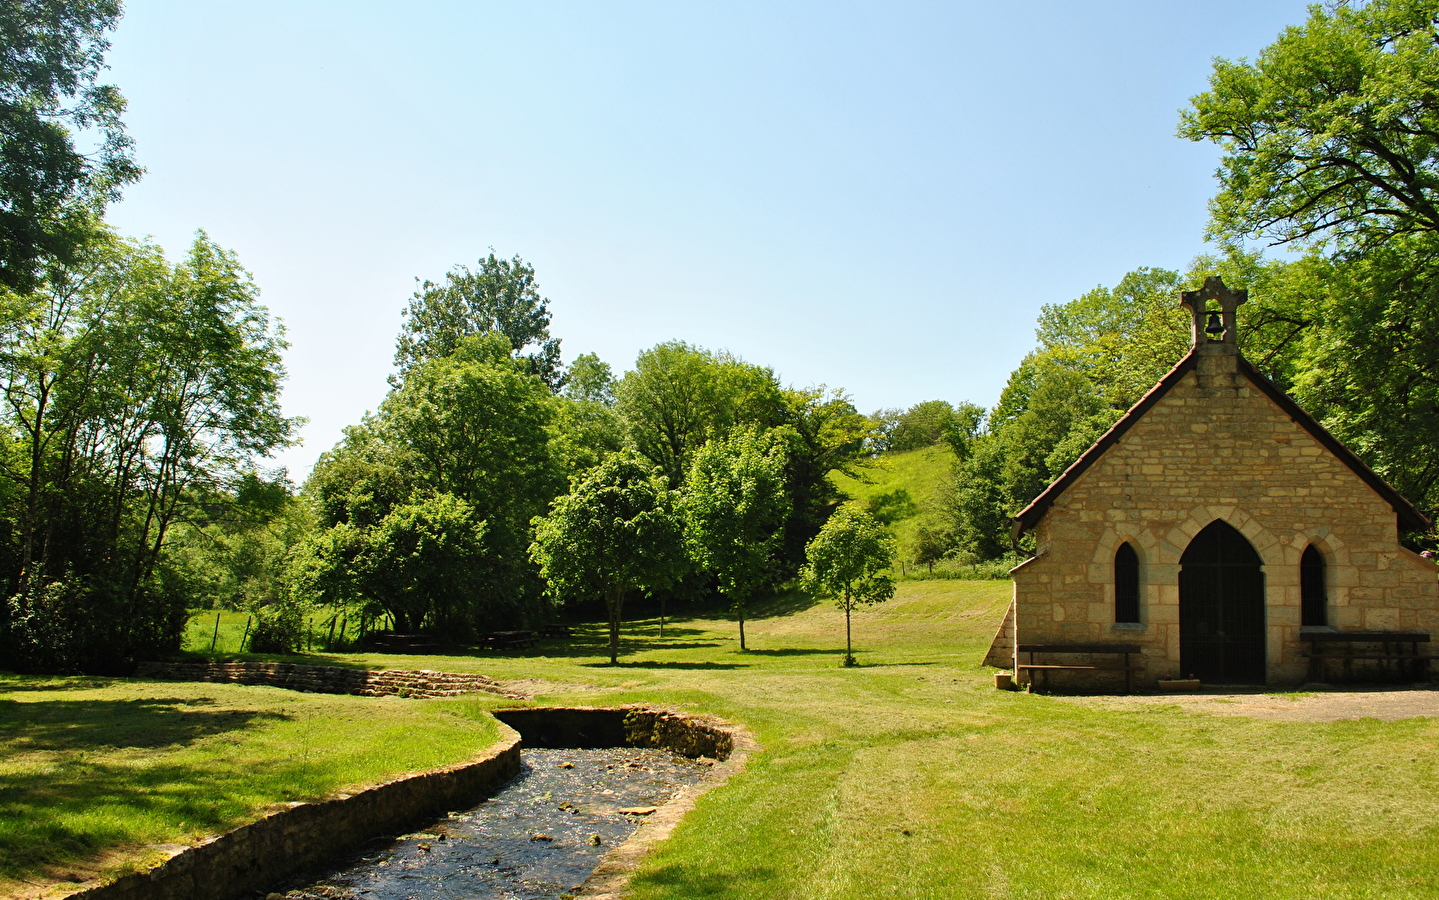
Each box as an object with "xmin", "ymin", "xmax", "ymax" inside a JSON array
[{"xmin": 1111, "ymin": 622, "xmax": 1147, "ymax": 631}]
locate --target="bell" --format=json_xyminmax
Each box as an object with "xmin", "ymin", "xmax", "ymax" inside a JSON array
[{"xmin": 1205, "ymin": 311, "xmax": 1225, "ymax": 339}]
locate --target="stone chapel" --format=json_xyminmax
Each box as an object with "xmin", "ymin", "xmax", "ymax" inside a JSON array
[{"xmin": 984, "ymin": 276, "xmax": 1439, "ymax": 689}]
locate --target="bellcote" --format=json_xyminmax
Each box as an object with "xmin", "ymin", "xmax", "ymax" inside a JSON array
[{"xmin": 1179, "ymin": 275, "xmax": 1247, "ymax": 357}]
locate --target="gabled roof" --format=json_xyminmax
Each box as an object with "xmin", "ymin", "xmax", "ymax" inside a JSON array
[{"xmin": 1011, "ymin": 351, "xmax": 1432, "ymax": 537}]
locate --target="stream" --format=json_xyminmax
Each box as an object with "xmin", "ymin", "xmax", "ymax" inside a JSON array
[{"xmin": 271, "ymin": 747, "xmax": 714, "ymax": 900}]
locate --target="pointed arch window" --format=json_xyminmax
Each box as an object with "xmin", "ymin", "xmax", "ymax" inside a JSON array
[
  {"xmin": 1301, "ymin": 545, "xmax": 1327, "ymax": 627},
  {"xmin": 1115, "ymin": 542, "xmax": 1140, "ymax": 624}
]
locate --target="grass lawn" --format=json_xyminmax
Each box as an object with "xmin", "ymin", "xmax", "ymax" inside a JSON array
[
  {"xmin": 181, "ymin": 609, "xmax": 254, "ymax": 655},
  {"xmin": 830, "ymin": 445, "xmax": 954, "ymax": 551},
  {"xmin": 7, "ymin": 579, "xmax": 1439, "ymax": 898},
  {"xmin": 0, "ymin": 678, "xmax": 498, "ymax": 894}
]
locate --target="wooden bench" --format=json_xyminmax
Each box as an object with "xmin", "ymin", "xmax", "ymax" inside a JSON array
[
  {"xmin": 366, "ymin": 632, "xmax": 440, "ymax": 653},
  {"xmin": 1016, "ymin": 643, "xmax": 1144, "ymax": 694},
  {"xmin": 1301, "ymin": 631, "xmax": 1433, "ymax": 682},
  {"xmin": 481, "ymin": 630, "xmax": 539, "ymax": 650}
]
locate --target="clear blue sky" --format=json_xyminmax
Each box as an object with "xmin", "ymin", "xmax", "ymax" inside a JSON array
[{"xmin": 102, "ymin": 1, "xmax": 1312, "ymax": 476}]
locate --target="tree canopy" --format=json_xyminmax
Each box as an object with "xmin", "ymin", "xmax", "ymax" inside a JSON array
[
  {"xmin": 682, "ymin": 427, "xmax": 790, "ymax": 650},
  {"xmin": 0, "ymin": 0, "xmax": 139, "ymax": 292},
  {"xmin": 801, "ymin": 506, "xmax": 895, "ymax": 666},
  {"xmin": 530, "ymin": 452, "xmax": 684, "ymax": 664},
  {"xmin": 394, "ymin": 252, "xmax": 564, "ymax": 389}
]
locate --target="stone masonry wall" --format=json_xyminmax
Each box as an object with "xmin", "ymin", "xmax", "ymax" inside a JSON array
[
  {"xmin": 66, "ymin": 727, "xmax": 521, "ymax": 900},
  {"xmin": 135, "ymin": 660, "xmax": 521, "ymax": 699},
  {"xmin": 1013, "ymin": 351, "xmax": 1439, "ymax": 687}
]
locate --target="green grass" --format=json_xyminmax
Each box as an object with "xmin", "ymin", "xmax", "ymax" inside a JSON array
[
  {"xmin": 10, "ymin": 580, "xmax": 1439, "ymax": 898},
  {"xmin": 326, "ymin": 582, "xmax": 1435, "ymax": 900},
  {"xmin": 831, "ymin": 445, "xmax": 955, "ymax": 556},
  {"xmin": 0, "ymin": 677, "xmax": 499, "ymax": 891},
  {"xmin": 181, "ymin": 609, "xmax": 254, "ymax": 654}
]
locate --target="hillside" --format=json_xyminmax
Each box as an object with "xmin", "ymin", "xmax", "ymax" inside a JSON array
[{"xmin": 830, "ymin": 444, "xmax": 956, "ymax": 565}]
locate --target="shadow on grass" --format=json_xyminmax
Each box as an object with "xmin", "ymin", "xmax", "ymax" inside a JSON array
[
  {"xmin": 580, "ymin": 660, "xmax": 750, "ymax": 670},
  {"xmin": 748, "ymin": 591, "xmax": 820, "ymax": 620},
  {"xmin": 631, "ymin": 864, "xmax": 781, "ymax": 898},
  {"xmin": 0, "ymin": 676, "xmax": 120, "ymax": 693},
  {"xmin": 740, "ymin": 648, "xmax": 837, "ymax": 657},
  {"xmin": 1, "ymin": 697, "xmax": 288, "ymax": 752}
]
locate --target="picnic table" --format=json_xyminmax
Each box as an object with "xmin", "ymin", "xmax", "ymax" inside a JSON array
[{"xmin": 481, "ymin": 630, "xmax": 539, "ymax": 650}]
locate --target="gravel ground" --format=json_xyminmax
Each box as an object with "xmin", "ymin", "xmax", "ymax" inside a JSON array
[{"xmin": 1056, "ymin": 684, "xmax": 1439, "ymax": 722}]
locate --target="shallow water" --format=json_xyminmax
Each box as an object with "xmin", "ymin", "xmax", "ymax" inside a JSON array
[{"xmin": 277, "ymin": 748, "xmax": 712, "ymax": 900}]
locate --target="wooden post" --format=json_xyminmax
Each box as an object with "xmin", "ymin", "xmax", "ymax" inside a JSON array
[
  {"xmin": 209, "ymin": 612, "xmax": 222, "ymax": 652},
  {"xmin": 240, "ymin": 615, "xmax": 252, "ymax": 652}
]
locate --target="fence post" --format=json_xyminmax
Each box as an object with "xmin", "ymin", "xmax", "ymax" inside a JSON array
[
  {"xmin": 240, "ymin": 615, "xmax": 253, "ymax": 653},
  {"xmin": 209, "ymin": 612, "xmax": 222, "ymax": 652}
]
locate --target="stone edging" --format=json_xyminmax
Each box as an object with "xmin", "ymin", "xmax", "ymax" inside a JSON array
[
  {"xmin": 135, "ymin": 660, "xmax": 524, "ymax": 699},
  {"xmin": 572, "ymin": 707, "xmax": 759, "ymax": 900},
  {"xmin": 58, "ymin": 725, "xmax": 522, "ymax": 900}
]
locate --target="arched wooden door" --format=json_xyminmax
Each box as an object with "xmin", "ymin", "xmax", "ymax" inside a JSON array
[{"xmin": 1179, "ymin": 521, "xmax": 1266, "ymax": 684}]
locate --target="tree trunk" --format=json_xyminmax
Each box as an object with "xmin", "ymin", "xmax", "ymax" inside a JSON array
[
  {"xmin": 660, "ymin": 592, "xmax": 666, "ymax": 639},
  {"xmin": 738, "ymin": 605, "xmax": 746, "ymax": 651},
  {"xmin": 844, "ymin": 592, "xmax": 854, "ymax": 666},
  {"xmin": 607, "ymin": 584, "xmax": 625, "ymax": 665}
]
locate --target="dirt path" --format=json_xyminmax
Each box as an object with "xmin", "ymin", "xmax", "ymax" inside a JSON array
[{"xmin": 1057, "ymin": 684, "xmax": 1439, "ymax": 722}]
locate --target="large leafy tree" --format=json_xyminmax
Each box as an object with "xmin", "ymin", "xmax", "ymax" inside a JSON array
[
  {"xmin": 0, "ymin": 232, "xmax": 296, "ymax": 672},
  {"xmin": 801, "ymin": 506, "xmax": 895, "ymax": 667},
  {"xmin": 614, "ymin": 341, "xmax": 787, "ymax": 486},
  {"xmin": 776, "ymin": 386, "xmax": 873, "ymax": 572},
  {"xmin": 530, "ymin": 452, "xmax": 684, "ymax": 664},
  {"xmin": 1180, "ymin": 0, "xmax": 1439, "ymax": 249},
  {"xmin": 300, "ymin": 332, "xmax": 563, "ymax": 634},
  {"xmin": 682, "ymin": 428, "xmax": 790, "ymax": 650},
  {"xmin": 394, "ymin": 252, "xmax": 563, "ymax": 389},
  {"xmin": 1181, "ymin": 0, "xmax": 1439, "ymax": 527},
  {"xmin": 1, "ymin": 0, "xmax": 139, "ymax": 292}
]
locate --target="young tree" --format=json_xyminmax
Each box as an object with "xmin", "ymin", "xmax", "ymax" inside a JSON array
[
  {"xmin": 801, "ymin": 506, "xmax": 896, "ymax": 666},
  {"xmin": 682, "ymin": 428, "xmax": 790, "ymax": 650},
  {"xmin": 393, "ymin": 252, "xmax": 563, "ymax": 388},
  {"xmin": 0, "ymin": 0, "xmax": 140, "ymax": 291},
  {"xmin": 530, "ymin": 452, "xmax": 684, "ymax": 664}
]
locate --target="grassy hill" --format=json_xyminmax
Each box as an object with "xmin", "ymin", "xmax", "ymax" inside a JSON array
[{"xmin": 830, "ymin": 444, "xmax": 955, "ymax": 566}]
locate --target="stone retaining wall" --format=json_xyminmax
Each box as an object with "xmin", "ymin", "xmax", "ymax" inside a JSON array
[
  {"xmin": 135, "ymin": 660, "xmax": 520, "ymax": 699},
  {"xmin": 65, "ymin": 726, "xmax": 522, "ymax": 900},
  {"xmin": 491, "ymin": 706, "xmax": 735, "ymax": 759}
]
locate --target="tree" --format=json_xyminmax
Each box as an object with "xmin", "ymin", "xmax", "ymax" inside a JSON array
[
  {"xmin": 776, "ymin": 386, "xmax": 873, "ymax": 574},
  {"xmin": 801, "ymin": 506, "xmax": 895, "ymax": 666},
  {"xmin": 615, "ymin": 341, "xmax": 786, "ymax": 486},
  {"xmin": 382, "ymin": 332, "xmax": 564, "ymax": 609},
  {"xmin": 563, "ymin": 352, "xmax": 616, "ymax": 405},
  {"xmin": 682, "ymin": 428, "xmax": 790, "ymax": 650},
  {"xmin": 553, "ymin": 353, "xmax": 625, "ymax": 476},
  {"xmin": 0, "ymin": 232, "xmax": 296, "ymax": 672},
  {"xmin": 1180, "ymin": 0, "xmax": 1439, "ymax": 525},
  {"xmin": 299, "ymin": 332, "xmax": 563, "ymax": 635},
  {"xmin": 291, "ymin": 493, "xmax": 488, "ymax": 634},
  {"xmin": 530, "ymin": 452, "xmax": 684, "ymax": 664},
  {"xmin": 1180, "ymin": 0, "xmax": 1439, "ymax": 250},
  {"xmin": 0, "ymin": 0, "xmax": 140, "ymax": 292},
  {"xmin": 393, "ymin": 252, "xmax": 563, "ymax": 388}
]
